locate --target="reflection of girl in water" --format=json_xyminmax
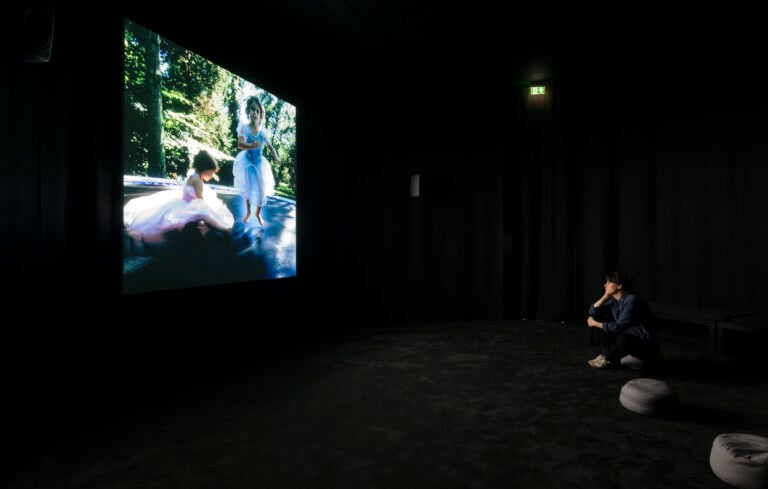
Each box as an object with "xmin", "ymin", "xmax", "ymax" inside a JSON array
[
  {"xmin": 124, "ymin": 150, "xmax": 234, "ymax": 246},
  {"xmin": 232, "ymin": 96, "xmax": 280, "ymax": 226}
]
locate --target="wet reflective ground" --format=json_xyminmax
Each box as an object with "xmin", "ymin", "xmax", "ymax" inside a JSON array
[{"xmin": 123, "ymin": 186, "xmax": 296, "ymax": 294}]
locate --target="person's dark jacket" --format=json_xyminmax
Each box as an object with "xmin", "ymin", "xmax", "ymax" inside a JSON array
[{"xmin": 588, "ymin": 294, "xmax": 658, "ymax": 347}]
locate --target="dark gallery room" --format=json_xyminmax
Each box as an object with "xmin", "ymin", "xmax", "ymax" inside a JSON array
[{"xmin": 2, "ymin": 1, "xmax": 768, "ymax": 488}]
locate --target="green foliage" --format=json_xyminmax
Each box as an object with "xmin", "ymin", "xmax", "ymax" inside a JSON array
[
  {"xmin": 123, "ymin": 18, "xmax": 296, "ymax": 197},
  {"xmin": 275, "ymin": 184, "xmax": 295, "ymax": 200},
  {"xmin": 225, "ymin": 78, "xmax": 240, "ymax": 156}
]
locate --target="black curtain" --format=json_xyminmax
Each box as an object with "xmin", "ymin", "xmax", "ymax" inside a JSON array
[
  {"xmin": 504, "ymin": 85, "xmax": 574, "ymax": 322},
  {"xmin": 506, "ymin": 64, "xmax": 768, "ymax": 323}
]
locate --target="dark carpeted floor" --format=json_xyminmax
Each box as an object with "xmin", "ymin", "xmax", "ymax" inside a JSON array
[{"xmin": 3, "ymin": 320, "xmax": 767, "ymax": 488}]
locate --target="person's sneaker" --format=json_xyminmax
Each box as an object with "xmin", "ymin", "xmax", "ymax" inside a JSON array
[{"xmin": 588, "ymin": 354, "xmax": 611, "ymax": 368}]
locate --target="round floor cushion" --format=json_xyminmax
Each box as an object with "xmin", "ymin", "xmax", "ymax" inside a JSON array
[
  {"xmin": 710, "ymin": 433, "xmax": 768, "ymax": 489},
  {"xmin": 620, "ymin": 353, "xmax": 663, "ymax": 371},
  {"xmin": 619, "ymin": 378, "xmax": 678, "ymax": 416}
]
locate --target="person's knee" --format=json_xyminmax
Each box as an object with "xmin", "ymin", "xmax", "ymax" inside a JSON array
[{"xmin": 592, "ymin": 311, "xmax": 614, "ymax": 323}]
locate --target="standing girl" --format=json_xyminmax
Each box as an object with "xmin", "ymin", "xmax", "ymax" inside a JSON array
[{"xmin": 232, "ymin": 96, "xmax": 280, "ymax": 226}]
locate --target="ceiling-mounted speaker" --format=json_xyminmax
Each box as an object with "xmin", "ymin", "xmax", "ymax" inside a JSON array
[{"xmin": 0, "ymin": 1, "xmax": 54, "ymax": 63}]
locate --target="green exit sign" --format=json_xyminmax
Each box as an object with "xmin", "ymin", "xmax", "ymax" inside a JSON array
[{"xmin": 530, "ymin": 86, "xmax": 546, "ymax": 95}]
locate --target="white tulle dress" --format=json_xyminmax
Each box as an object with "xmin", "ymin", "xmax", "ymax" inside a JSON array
[
  {"xmin": 232, "ymin": 122, "xmax": 276, "ymax": 207},
  {"xmin": 124, "ymin": 173, "xmax": 235, "ymax": 244}
]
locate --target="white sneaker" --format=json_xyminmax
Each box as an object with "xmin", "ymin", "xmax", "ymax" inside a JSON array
[{"xmin": 588, "ymin": 354, "xmax": 611, "ymax": 368}]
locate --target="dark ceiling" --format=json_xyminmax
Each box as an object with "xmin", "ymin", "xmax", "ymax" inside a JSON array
[
  {"xmin": 272, "ymin": 0, "xmax": 588, "ymax": 83},
  {"xmin": 125, "ymin": 0, "xmax": 589, "ymax": 85},
  {"xmin": 123, "ymin": 0, "xmax": 767, "ymax": 90}
]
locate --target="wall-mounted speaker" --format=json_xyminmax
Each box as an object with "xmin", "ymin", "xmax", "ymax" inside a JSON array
[
  {"xmin": 410, "ymin": 174, "xmax": 420, "ymax": 198},
  {"xmin": 0, "ymin": 1, "xmax": 54, "ymax": 63}
]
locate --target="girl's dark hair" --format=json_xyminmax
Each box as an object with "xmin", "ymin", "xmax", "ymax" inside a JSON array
[
  {"xmin": 604, "ymin": 271, "xmax": 634, "ymax": 292},
  {"xmin": 192, "ymin": 150, "xmax": 219, "ymax": 173},
  {"xmin": 246, "ymin": 96, "xmax": 264, "ymax": 120}
]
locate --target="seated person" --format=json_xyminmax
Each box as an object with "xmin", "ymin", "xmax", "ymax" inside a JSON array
[{"xmin": 586, "ymin": 271, "xmax": 660, "ymax": 368}]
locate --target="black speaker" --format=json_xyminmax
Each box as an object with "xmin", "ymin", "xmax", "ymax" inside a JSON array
[{"xmin": 0, "ymin": 1, "xmax": 54, "ymax": 63}]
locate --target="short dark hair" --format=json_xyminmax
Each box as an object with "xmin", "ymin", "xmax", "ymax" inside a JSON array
[
  {"xmin": 192, "ymin": 150, "xmax": 219, "ymax": 173},
  {"xmin": 604, "ymin": 271, "xmax": 634, "ymax": 292},
  {"xmin": 246, "ymin": 96, "xmax": 264, "ymax": 119}
]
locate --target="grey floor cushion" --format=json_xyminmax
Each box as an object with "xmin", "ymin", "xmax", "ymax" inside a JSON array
[
  {"xmin": 620, "ymin": 353, "xmax": 663, "ymax": 371},
  {"xmin": 710, "ymin": 433, "xmax": 768, "ymax": 489},
  {"xmin": 619, "ymin": 378, "xmax": 678, "ymax": 416}
]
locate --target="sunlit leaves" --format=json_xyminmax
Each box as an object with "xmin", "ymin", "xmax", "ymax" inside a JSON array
[{"xmin": 123, "ymin": 18, "xmax": 296, "ymax": 197}]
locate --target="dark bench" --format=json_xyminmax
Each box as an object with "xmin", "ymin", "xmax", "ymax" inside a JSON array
[
  {"xmin": 649, "ymin": 303, "xmax": 752, "ymax": 357},
  {"xmin": 715, "ymin": 312, "xmax": 768, "ymax": 357}
]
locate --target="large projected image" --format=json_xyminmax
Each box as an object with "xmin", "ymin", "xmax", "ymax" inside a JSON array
[{"xmin": 122, "ymin": 18, "xmax": 297, "ymax": 294}]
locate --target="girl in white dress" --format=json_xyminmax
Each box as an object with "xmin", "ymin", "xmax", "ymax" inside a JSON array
[
  {"xmin": 124, "ymin": 150, "xmax": 234, "ymax": 246},
  {"xmin": 232, "ymin": 96, "xmax": 280, "ymax": 226}
]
